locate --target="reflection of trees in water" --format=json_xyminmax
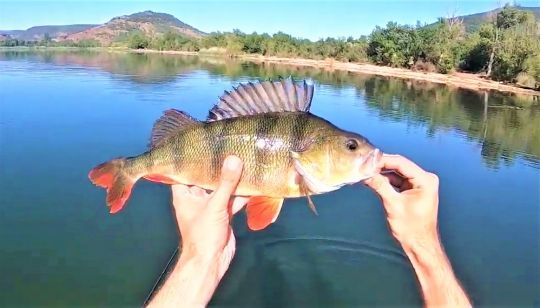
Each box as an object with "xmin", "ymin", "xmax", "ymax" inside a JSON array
[
  {"xmin": 357, "ymin": 77, "xmax": 540, "ymax": 169},
  {"xmin": 2, "ymin": 50, "xmax": 538, "ymax": 168},
  {"xmin": 0, "ymin": 50, "xmax": 202, "ymax": 84}
]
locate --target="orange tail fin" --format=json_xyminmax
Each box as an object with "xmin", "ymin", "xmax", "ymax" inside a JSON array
[{"xmin": 88, "ymin": 158, "xmax": 136, "ymax": 214}]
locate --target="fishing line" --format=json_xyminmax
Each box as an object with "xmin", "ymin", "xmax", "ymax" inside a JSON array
[{"xmin": 143, "ymin": 246, "xmax": 179, "ymax": 306}]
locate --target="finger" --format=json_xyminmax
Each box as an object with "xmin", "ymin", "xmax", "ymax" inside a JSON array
[
  {"xmin": 189, "ymin": 185, "xmax": 207, "ymax": 197},
  {"xmin": 381, "ymin": 170, "xmax": 405, "ymax": 188},
  {"xmin": 383, "ymin": 173, "xmax": 414, "ymax": 192},
  {"xmin": 364, "ymin": 173, "xmax": 399, "ymax": 201},
  {"xmin": 381, "ymin": 154, "xmax": 426, "ymax": 182},
  {"xmin": 170, "ymin": 184, "xmax": 191, "ymax": 220},
  {"xmin": 171, "ymin": 184, "xmax": 190, "ymax": 201},
  {"xmin": 210, "ymin": 155, "xmax": 243, "ymax": 208},
  {"xmin": 172, "ymin": 184, "xmax": 189, "ymax": 194},
  {"xmin": 231, "ymin": 197, "xmax": 249, "ymax": 215}
]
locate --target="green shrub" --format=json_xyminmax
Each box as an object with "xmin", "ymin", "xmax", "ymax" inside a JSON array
[{"xmin": 127, "ymin": 32, "xmax": 149, "ymax": 49}]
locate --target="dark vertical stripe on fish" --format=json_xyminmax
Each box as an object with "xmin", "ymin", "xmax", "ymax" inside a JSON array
[
  {"xmin": 291, "ymin": 113, "xmax": 310, "ymax": 151},
  {"xmin": 173, "ymin": 133, "xmax": 185, "ymax": 173},
  {"xmin": 146, "ymin": 150, "xmax": 155, "ymax": 172},
  {"xmin": 209, "ymin": 120, "xmax": 228, "ymax": 180}
]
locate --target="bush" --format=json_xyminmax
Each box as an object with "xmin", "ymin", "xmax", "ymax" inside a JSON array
[
  {"xmin": 149, "ymin": 31, "xmax": 200, "ymax": 51},
  {"xmin": 417, "ymin": 19, "xmax": 465, "ymax": 73},
  {"xmin": 461, "ymin": 37, "xmax": 491, "ymax": 72},
  {"xmin": 412, "ymin": 60, "xmax": 437, "ymax": 72},
  {"xmin": 367, "ymin": 22, "xmax": 419, "ymax": 67},
  {"xmin": 127, "ymin": 32, "xmax": 149, "ymax": 49},
  {"xmin": 491, "ymin": 22, "xmax": 538, "ymax": 82},
  {"xmin": 517, "ymin": 54, "xmax": 540, "ymax": 89}
]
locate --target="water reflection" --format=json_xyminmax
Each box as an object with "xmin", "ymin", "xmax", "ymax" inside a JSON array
[
  {"xmin": 1, "ymin": 50, "xmax": 538, "ymax": 169},
  {"xmin": 359, "ymin": 77, "xmax": 540, "ymax": 169},
  {"xmin": 0, "ymin": 50, "xmax": 201, "ymax": 84}
]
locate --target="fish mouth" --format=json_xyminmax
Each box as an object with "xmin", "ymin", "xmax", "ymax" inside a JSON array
[{"xmin": 358, "ymin": 148, "xmax": 383, "ymax": 181}]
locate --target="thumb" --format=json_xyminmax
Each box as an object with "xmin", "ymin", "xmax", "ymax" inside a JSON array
[
  {"xmin": 364, "ymin": 173, "xmax": 398, "ymax": 202},
  {"xmin": 211, "ymin": 156, "xmax": 243, "ymax": 208}
]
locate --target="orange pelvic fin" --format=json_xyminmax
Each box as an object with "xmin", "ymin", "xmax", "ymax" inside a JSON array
[
  {"xmin": 143, "ymin": 174, "xmax": 179, "ymax": 185},
  {"xmin": 245, "ymin": 196, "xmax": 284, "ymax": 231},
  {"xmin": 88, "ymin": 158, "xmax": 136, "ymax": 214},
  {"xmin": 299, "ymin": 179, "xmax": 318, "ymax": 215}
]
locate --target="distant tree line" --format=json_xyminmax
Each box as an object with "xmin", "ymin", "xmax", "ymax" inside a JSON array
[
  {"xmin": 2, "ymin": 5, "xmax": 538, "ymax": 89},
  {"xmin": 122, "ymin": 5, "xmax": 540, "ymax": 89},
  {"xmin": 122, "ymin": 29, "xmax": 369, "ymax": 63},
  {"xmin": 0, "ymin": 37, "xmax": 100, "ymax": 48}
]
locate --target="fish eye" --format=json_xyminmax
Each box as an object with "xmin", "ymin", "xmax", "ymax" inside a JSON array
[{"xmin": 346, "ymin": 139, "xmax": 358, "ymax": 151}]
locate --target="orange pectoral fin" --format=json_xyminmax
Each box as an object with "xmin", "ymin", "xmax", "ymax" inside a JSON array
[
  {"xmin": 143, "ymin": 174, "xmax": 179, "ymax": 185},
  {"xmin": 245, "ymin": 197, "xmax": 284, "ymax": 231}
]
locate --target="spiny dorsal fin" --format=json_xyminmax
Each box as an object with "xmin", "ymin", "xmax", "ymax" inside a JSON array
[
  {"xmin": 149, "ymin": 109, "xmax": 199, "ymax": 148},
  {"xmin": 207, "ymin": 77, "xmax": 314, "ymax": 121}
]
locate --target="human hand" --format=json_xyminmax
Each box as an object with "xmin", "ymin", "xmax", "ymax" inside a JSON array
[
  {"xmin": 364, "ymin": 155, "xmax": 472, "ymax": 307},
  {"xmin": 171, "ymin": 156, "xmax": 247, "ymax": 277},
  {"xmin": 364, "ymin": 154, "xmax": 440, "ymax": 251}
]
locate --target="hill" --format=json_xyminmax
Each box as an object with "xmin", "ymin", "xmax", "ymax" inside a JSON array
[
  {"xmin": 63, "ymin": 11, "xmax": 205, "ymax": 45},
  {"xmin": 444, "ymin": 6, "xmax": 540, "ymax": 32},
  {"xmin": 0, "ymin": 25, "xmax": 97, "ymax": 41}
]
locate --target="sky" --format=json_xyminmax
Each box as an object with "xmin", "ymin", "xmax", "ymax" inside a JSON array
[{"xmin": 0, "ymin": 0, "xmax": 538, "ymax": 40}]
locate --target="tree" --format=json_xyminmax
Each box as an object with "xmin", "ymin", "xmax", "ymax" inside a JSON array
[
  {"xmin": 418, "ymin": 18, "xmax": 465, "ymax": 73},
  {"xmin": 486, "ymin": 5, "xmax": 533, "ymax": 77},
  {"xmin": 367, "ymin": 22, "xmax": 420, "ymax": 67},
  {"xmin": 491, "ymin": 16, "xmax": 538, "ymax": 81}
]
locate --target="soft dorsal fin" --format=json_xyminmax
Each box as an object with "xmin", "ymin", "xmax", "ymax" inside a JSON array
[
  {"xmin": 207, "ymin": 77, "xmax": 314, "ymax": 121},
  {"xmin": 149, "ymin": 109, "xmax": 199, "ymax": 148}
]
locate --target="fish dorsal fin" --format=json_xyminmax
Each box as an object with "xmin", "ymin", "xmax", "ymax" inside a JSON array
[
  {"xmin": 207, "ymin": 77, "xmax": 314, "ymax": 121},
  {"xmin": 150, "ymin": 109, "xmax": 199, "ymax": 148}
]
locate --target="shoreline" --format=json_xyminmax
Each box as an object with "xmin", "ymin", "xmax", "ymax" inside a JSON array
[
  {"xmin": 3, "ymin": 46, "xmax": 539, "ymax": 96},
  {"xmin": 128, "ymin": 48, "xmax": 540, "ymax": 97}
]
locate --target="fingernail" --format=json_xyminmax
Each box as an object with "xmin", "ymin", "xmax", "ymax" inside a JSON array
[{"xmin": 224, "ymin": 155, "xmax": 242, "ymax": 171}]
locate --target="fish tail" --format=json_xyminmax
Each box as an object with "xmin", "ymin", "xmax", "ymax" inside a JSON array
[{"xmin": 88, "ymin": 158, "xmax": 139, "ymax": 214}]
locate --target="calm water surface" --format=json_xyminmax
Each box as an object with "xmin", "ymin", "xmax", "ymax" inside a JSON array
[{"xmin": 0, "ymin": 51, "xmax": 539, "ymax": 306}]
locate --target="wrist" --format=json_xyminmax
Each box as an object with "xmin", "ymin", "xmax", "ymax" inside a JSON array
[
  {"xmin": 155, "ymin": 247, "xmax": 223, "ymax": 307},
  {"xmin": 400, "ymin": 231, "xmax": 449, "ymax": 272},
  {"xmin": 395, "ymin": 224, "xmax": 439, "ymax": 252},
  {"xmin": 180, "ymin": 244, "xmax": 223, "ymax": 265},
  {"xmin": 179, "ymin": 241, "xmax": 235, "ymax": 280}
]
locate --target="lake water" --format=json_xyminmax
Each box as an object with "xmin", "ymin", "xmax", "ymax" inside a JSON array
[{"xmin": 0, "ymin": 50, "xmax": 538, "ymax": 306}]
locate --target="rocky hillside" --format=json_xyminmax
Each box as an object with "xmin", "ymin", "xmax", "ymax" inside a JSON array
[{"xmin": 63, "ymin": 11, "xmax": 205, "ymax": 45}]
